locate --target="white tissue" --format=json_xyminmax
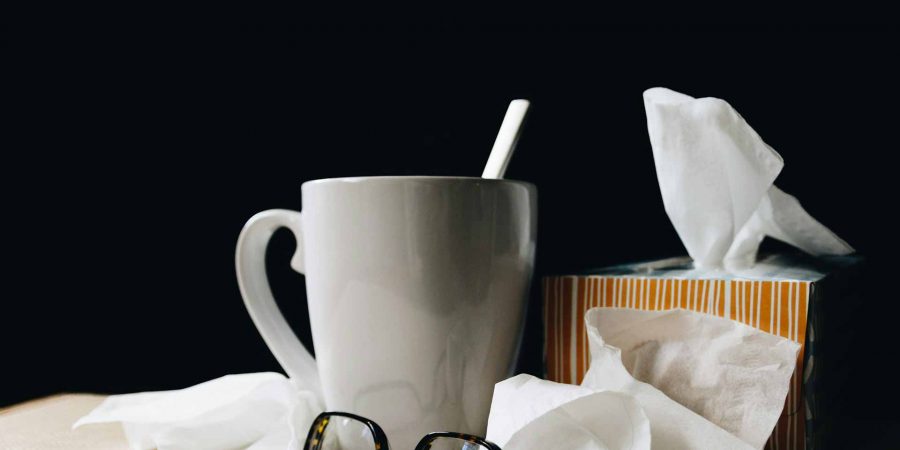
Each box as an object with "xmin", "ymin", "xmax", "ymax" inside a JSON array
[
  {"xmin": 586, "ymin": 308, "xmax": 800, "ymax": 449},
  {"xmin": 643, "ymin": 87, "xmax": 853, "ymax": 269},
  {"xmin": 73, "ymin": 372, "xmax": 321, "ymax": 450},
  {"xmin": 487, "ymin": 308, "xmax": 800, "ymax": 450},
  {"xmin": 486, "ymin": 374, "xmax": 650, "ymax": 450}
]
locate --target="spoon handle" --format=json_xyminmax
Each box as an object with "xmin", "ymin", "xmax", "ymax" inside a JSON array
[{"xmin": 482, "ymin": 99, "xmax": 530, "ymax": 179}]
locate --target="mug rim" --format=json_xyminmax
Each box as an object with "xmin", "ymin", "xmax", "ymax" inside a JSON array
[{"xmin": 302, "ymin": 175, "xmax": 536, "ymax": 190}]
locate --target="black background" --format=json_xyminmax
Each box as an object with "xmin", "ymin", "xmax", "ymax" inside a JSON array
[{"xmin": 5, "ymin": 24, "xmax": 899, "ymax": 446}]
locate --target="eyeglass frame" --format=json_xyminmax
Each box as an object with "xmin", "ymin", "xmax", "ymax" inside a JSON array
[
  {"xmin": 414, "ymin": 431, "xmax": 502, "ymax": 450},
  {"xmin": 304, "ymin": 411, "xmax": 502, "ymax": 450}
]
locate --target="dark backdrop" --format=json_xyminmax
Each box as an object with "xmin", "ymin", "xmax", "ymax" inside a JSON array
[{"xmin": 6, "ymin": 25, "xmax": 899, "ymax": 446}]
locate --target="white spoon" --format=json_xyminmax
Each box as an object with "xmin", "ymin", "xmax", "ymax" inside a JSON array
[{"xmin": 482, "ymin": 99, "xmax": 530, "ymax": 179}]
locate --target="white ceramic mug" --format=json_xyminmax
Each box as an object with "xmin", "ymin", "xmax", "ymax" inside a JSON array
[{"xmin": 235, "ymin": 176, "xmax": 537, "ymax": 448}]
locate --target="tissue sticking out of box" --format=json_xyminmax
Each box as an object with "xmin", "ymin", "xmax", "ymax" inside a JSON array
[{"xmin": 643, "ymin": 87, "xmax": 853, "ymax": 269}]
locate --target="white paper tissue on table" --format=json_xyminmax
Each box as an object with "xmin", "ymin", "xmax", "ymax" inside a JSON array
[
  {"xmin": 74, "ymin": 372, "xmax": 321, "ymax": 450},
  {"xmin": 487, "ymin": 308, "xmax": 800, "ymax": 450},
  {"xmin": 643, "ymin": 87, "xmax": 853, "ymax": 269},
  {"xmin": 586, "ymin": 308, "xmax": 800, "ymax": 450},
  {"xmin": 486, "ymin": 374, "xmax": 651, "ymax": 450}
]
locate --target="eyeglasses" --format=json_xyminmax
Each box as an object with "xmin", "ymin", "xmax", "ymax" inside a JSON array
[{"xmin": 304, "ymin": 411, "xmax": 502, "ymax": 450}]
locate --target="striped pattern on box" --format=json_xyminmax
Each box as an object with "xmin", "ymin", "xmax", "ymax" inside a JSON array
[{"xmin": 543, "ymin": 275, "xmax": 809, "ymax": 450}]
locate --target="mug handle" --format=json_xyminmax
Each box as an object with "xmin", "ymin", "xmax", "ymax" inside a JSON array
[{"xmin": 235, "ymin": 209, "xmax": 322, "ymax": 401}]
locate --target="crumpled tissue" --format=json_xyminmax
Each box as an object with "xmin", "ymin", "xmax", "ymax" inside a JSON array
[
  {"xmin": 73, "ymin": 372, "xmax": 321, "ymax": 450},
  {"xmin": 643, "ymin": 87, "xmax": 853, "ymax": 269},
  {"xmin": 486, "ymin": 308, "xmax": 800, "ymax": 450}
]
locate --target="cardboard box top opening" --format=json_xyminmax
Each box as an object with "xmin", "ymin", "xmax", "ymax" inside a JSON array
[{"xmin": 563, "ymin": 253, "xmax": 863, "ymax": 283}]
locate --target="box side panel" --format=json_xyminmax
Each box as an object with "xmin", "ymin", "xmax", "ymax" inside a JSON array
[{"xmin": 805, "ymin": 259, "xmax": 866, "ymax": 450}]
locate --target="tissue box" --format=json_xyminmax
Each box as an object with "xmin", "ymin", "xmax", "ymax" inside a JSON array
[{"xmin": 543, "ymin": 253, "xmax": 863, "ymax": 450}]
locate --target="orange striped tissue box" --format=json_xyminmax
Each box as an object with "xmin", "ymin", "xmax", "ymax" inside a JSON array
[{"xmin": 543, "ymin": 253, "xmax": 864, "ymax": 450}]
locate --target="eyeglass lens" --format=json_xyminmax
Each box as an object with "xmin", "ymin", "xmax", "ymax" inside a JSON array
[{"xmin": 308, "ymin": 415, "xmax": 377, "ymax": 450}]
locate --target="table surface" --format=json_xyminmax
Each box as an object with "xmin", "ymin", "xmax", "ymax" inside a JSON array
[
  {"xmin": 0, "ymin": 394, "xmax": 127, "ymax": 449},
  {"xmin": 4, "ymin": 394, "xmax": 900, "ymax": 450}
]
